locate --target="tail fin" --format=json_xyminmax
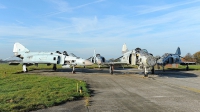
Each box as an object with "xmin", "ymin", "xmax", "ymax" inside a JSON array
[
  {"xmin": 13, "ymin": 42, "xmax": 29, "ymax": 56},
  {"xmin": 92, "ymin": 49, "xmax": 96, "ymax": 63},
  {"xmin": 93, "ymin": 50, "xmax": 96, "ymax": 57},
  {"xmin": 175, "ymin": 47, "xmax": 181, "ymax": 55},
  {"xmin": 122, "ymin": 43, "xmax": 128, "ymax": 54}
]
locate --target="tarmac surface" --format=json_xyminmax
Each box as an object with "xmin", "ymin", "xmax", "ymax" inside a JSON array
[{"xmin": 32, "ymin": 68, "xmax": 200, "ymax": 112}]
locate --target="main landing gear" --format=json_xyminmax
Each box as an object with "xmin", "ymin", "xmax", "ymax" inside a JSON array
[
  {"xmin": 143, "ymin": 67, "xmax": 148, "ymax": 77},
  {"xmin": 109, "ymin": 65, "xmax": 114, "ymax": 74},
  {"xmin": 53, "ymin": 64, "xmax": 57, "ymax": 71},
  {"xmin": 143, "ymin": 66, "xmax": 155, "ymax": 77},
  {"xmin": 72, "ymin": 65, "xmax": 76, "ymax": 74},
  {"xmin": 23, "ymin": 64, "xmax": 28, "ymax": 72}
]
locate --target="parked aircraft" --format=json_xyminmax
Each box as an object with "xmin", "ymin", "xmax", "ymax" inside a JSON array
[
  {"xmin": 119, "ymin": 44, "xmax": 156, "ymax": 76},
  {"xmin": 89, "ymin": 44, "xmax": 157, "ymax": 77},
  {"xmin": 61, "ymin": 53, "xmax": 93, "ymax": 70},
  {"xmin": 88, "ymin": 50, "xmax": 106, "ymax": 68},
  {"xmin": 10, "ymin": 42, "xmax": 93, "ymax": 73},
  {"xmin": 156, "ymin": 47, "xmax": 183, "ymax": 71}
]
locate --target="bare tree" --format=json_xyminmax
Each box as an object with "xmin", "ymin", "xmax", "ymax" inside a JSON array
[
  {"xmin": 193, "ymin": 51, "xmax": 200, "ymax": 64},
  {"xmin": 184, "ymin": 53, "xmax": 194, "ymax": 61}
]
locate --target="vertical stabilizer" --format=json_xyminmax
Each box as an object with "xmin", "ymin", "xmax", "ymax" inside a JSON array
[
  {"xmin": 13, "ymin": 43, "xmax": 29, "ymax": 56},
  {"xmin": 93, "ymin": 50, "xmax": 96, "ymax": 57},
  {"xmin": 122, "ymin": 43, "xmax": 128, "ymax": 54},
  {"xmin": 175, "ymin": 47, "xmax": 181, "ymax": 55},
  {"xmin": 93, "ymin": 49, "xmax": 96, "ymax": 63}
]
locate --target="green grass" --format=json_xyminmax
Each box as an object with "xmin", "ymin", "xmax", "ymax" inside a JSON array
[
  {"xmin": 155, "ymin": 64, "xmax": 200, "ymax": 71},
  {"xmin": 0, "ymin": 64, "xmax": 89, "ymax": 112},
  {"xmin": 178, "ymin": 65, "xmax": 200, "ymax": 70}
]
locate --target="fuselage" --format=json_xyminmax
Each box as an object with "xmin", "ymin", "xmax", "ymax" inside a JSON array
[
  {"xmin": 17, "ymin": 51, "xmax": 92, "ymax": 66},
  {"xmin": 120, "ymin": 49, "xmax": 156, "ymax": 67},
  {"xmin": 91, "ymin": 54, "xmax": 105, "ymax": 65},
  {"xmin": 157, "ymin": 53, "xmax": 181, "ymax": 65}
]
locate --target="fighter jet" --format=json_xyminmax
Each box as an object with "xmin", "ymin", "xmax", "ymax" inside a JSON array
[
  {"xmin": 156, "ymin": 47, "xmax": 182, "ymax": 71},
  {"xmin": 88, "ymin": 50, "xmax": 106, "ymax": 68},
  {"xmin": 89, "ymin": 44, "xmax": 157, "ymax": 77},
  {"xmin": 118, "ymin": 44, "xmax": 156, "ymax": 76},
  {"xmin": 10, "ymin": 42, "xmax": 93, "ymax": 73},
  {"xmin": 61, "ymin": 53, "xmax": 93, "ymax": 72}
]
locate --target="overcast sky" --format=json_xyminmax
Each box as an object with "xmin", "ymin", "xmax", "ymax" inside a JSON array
[{"xmin": 0, "ymin": 0, "xmax": 200, "ymax": 60}]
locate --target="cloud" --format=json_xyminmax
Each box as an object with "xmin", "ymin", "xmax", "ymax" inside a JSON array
[
  {"xmin": 45, "ymin": 0, "xmax": 106, "ymax": 16},
  {"xmin": 50, "ymin": 0, "xmax": 70, "ymax": 12},
  {"xmin": 1, "ymin": 4, "xmax": 200, "ymax": 45},
  {"xmin": 1, "ymin": 1, "xmax": 200, "ymax": 59},
  {"xmin": 137, "ymin": 0, "xmax": 200, "ymax": 14},
  {"xmin": 71, "ymin": 16, "xmax": 98, "ymax": 33},
  {"xmin": 72, "ymin": 0, "xmax": 106, "ymax": 10}
]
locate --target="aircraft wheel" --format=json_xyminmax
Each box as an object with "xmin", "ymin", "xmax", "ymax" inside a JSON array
[
  {"xmin": 144, "ymin": 73, "xmax": 148, "ymax": 77},
  {"xmin": 111, "ymin": 71, "xmax": 113, "ymax": 74},
  {"xmin": 53, "ymin": 65, "xmax": 57, "ymax": 71},
  {"xmin": 151, "ymin": 67, "xmax": 155, "ymax": 74}
]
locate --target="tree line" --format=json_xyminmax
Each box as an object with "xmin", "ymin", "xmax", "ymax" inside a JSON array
[{"xmin": 184, "ymin": 51, "xmax": 200, "ymax": 64}]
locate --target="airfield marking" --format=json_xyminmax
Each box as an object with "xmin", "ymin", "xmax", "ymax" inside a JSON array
[{"xmin": 179, "ymin": 86, "xmax": 200, "ymax": 94}]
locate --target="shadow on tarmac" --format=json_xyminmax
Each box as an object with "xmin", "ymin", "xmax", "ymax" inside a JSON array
[{"xmin": 15, "ymin": 67, "xmax": 199, "ymax": 78}]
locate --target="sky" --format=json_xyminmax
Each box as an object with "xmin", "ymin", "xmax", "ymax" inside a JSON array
[{"xmin": 0, "ymin": 0, "xmax": 200, "ymax": 60}]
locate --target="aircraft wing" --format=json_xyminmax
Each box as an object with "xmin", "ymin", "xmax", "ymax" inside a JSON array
[
  {"xmin": 9, "ymin": 62, "xmax": 21, "ymax": 65},
  {"xmin": 87, "ymin": 57, "xmax": 92, "ymax": 60},
  {"xmin": 180, "ymin": 62, "xmax": 196, "ymax": 65},
  {"xmin": 102, "ymin": 62, "xmax": 127, "ymax": 65}
]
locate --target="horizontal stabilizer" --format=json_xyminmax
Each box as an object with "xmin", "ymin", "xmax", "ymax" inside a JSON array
[{"xmin": 180, "ymin": 62, "xmax": 196, "ymax": 65}]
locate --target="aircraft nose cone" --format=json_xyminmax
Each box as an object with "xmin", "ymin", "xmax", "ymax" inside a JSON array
[{"xmin": 84, "ymin": 60, "xmax": 93, "ymax": 65}]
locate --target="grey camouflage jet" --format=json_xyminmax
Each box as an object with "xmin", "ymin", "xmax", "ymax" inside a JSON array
[
  {"xmin": 10, "ymin": 42, "xmax": 93, "ymax": 73},
  {"xmin": 156, "ymin": 47, "xmax": 194, "ymax": 71},
  {"xmin": 89, "ymin": 44, "xmax": 157, "ymax": 77}
]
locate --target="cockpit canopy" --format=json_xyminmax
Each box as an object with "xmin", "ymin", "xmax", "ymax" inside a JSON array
[
  {"xmin": 135, "ymin": 48, "xmax": 148, "ymax": 54},
  {"xmin": 63, "ymin": 51, "xmax": 69, "ymax": 56},
  {"xmin": 135, "ymin": 48, "xmax": 141, "ymax": 53},
  {"xmin": 141, "ymin": 49, "xmax": 148, "ymax": 54},
  {"xmin": 96, "ymin": 54, "xmax": 101, "ymax": 57}
]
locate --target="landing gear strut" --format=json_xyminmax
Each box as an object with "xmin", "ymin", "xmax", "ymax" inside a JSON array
[
  {"xmin": 162, "ymin": 65, "xmax": 165, "ymax": 72},
  {"xmin": 109, "ymin": 65, "xmax": 114, "ymax": 74},
  {"xmin": 186, "ymin": 64, "xmax": 189, "ymax": 71},
  {"xmin": 53, "ymin": 64, "xmax": 57, "ymax": 71},
  {"xmin": 144, "ymin": 67, "xmax": 148, "ymax": 77},
  {"xmin": 72, "ymin": 65, "xmax": 75, "ymax": 74},
  {"xmin": 23, "ymin": 64, "xmax": 28, "ymax": 72},
  {"xmin": 151, "ymin": 66, "xmax": 155, "ymax": 74}
]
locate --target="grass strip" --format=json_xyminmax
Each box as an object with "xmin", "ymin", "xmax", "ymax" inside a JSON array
[{"xmin": 0, "ymin": 64, "xmax": 89, "ymax": 112}]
